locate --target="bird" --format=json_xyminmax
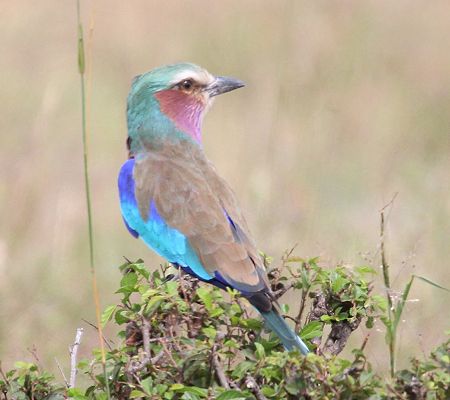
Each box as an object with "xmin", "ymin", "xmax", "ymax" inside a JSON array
[{"xmin": 118, "ymin": 62, "xmax": 309, "ymax": 355}]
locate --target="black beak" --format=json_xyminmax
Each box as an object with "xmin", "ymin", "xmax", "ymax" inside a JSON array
[{"xmin": 206, "ymin": 76, "xmax": 245, "ymax": 97}]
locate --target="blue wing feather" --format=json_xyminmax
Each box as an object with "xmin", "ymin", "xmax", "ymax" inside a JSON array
[
  {"xmin": 118, "ymin": 159, "xmax": 213, "ymax": 282},
  {"xmin": 122, "ymin": 216, "xmax": 139, "ymax": 238}
]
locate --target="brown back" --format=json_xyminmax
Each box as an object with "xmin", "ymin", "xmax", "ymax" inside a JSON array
[{"xmin": 133, "ymin": 139, "xmax": 269, "ymax": 293}]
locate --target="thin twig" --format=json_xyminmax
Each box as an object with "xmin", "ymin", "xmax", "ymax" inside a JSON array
[
  {"xmin": 81, "ymin": 318, "xmax": 114, "ymax": 350},
  {"xmin": 55, "ymin": 358, "xmax": 69, "ymax": 388},
  {"xmin": 294, "ymin": 288, "xmax": 309, "ymax": 332},
  {"xmin": 127, "ymin": 317, "xmax": 153, "ymax": 374},
  {"xmin": 142, "ymin": 318, "xmax": 151, "ymax": 356},
  {"xmin": 168, "ymin": 324, "xmax": 184, "ymax": 354},
  {"xmin": 379, "ymin": 192, "xmax": 398, "ymax": 213},
  {"xmin": 273, "ymin": 282, "xmax": 294, "ymax": 299},
  {"xmin": 150, "ymin": 350, "xmax": 165, "ymax": 365},
  {"xmin": 27, "ymin": 345, "xmax": 42, "ymax": 369},
  {"xmin": 177, "ymin": 269, "xmax": 197, "ymax": 338},
  {"xmin": 127, "ymin": 318, "xmax": 168, "ymax": 375},
  {"xmin": 245, "ymin": 375, "xmax": 268, "ymax": 400},
  {"xmin": 211, "ymin": 339, "xmax": 229, "ymax": 389},
  {"xmin": 295, "ymin": 271, "xmax": 317, "ymax": 332},
  {"xmin": 212, "ymin": 353, "xmax": 229, "ymax": 389},
  {"xmin": 360, "ymin": 332, "xmax": 370, "ymax": 352},
  {"xmin": 280, "ymin": 244, "xmax": 298, "ymax": 269},
  {"xmin": 0, "ymin": 362, "xmax": 9, "ymax": 385},
  {"xmin": 160, "ymin": 339, "xmax": 179, "ymax": 371},
  {"xmin": 69, "ymin": 328, "xmax": 84, "ymax": 388},
  {"xmin": 235, "ymin": 296, "xmax": 250, "ymax": 319},
  {"xmin": 306, "ymin": 292, "xmax": 328, "ymax": 349}
]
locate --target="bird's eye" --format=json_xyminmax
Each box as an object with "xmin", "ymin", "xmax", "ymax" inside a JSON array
[{"xmin": 180, "ymin": 79, "xmax": 193, "ymax": 91}]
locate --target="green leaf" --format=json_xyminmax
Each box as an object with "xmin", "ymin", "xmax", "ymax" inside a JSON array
[
  {"xmin": 210, "ymin": 308, "xmax": 224, "ymax": 318},
  {"xmin": 14, "ymin": 361, "xmax": 35, "ymax": 371},
  {"xmin": 372, "ymin": 295, "xmax": 388, "ymax": 312},
  {"xmin": 170, "ymin": 383, "xmax": 185, "ymax": 391},
  {"xmin": 216, "ymin": 390, "xmax": 246, "ymax": 400},
  {"xmin": 280, "ymin": 303, "xmax": 289, "ymax": 313},
  {"xmin": 171, "ymin": 384, "xmax": 208, "ymax": 397},
  {"xmin": 308, "ymin": 256, "xmax": 320, "ymax": 265},
  {"xmin": 356, "ymin": 265, "xmax": 377, "ymax": 275},
  {"xmin": 141, "ymin": 376, "xmax": 153, "ymax": 394},
  {"xmin": 67, "ymin": 387, "xmax": 86, "ymax": 399},
  {"xmin": 301, "ymin": 268, "xmax": 310, "ymax": 289},
  {"xmin": 141, "ymin": 288, "xmax": 159, "ymax": 300},
  {"xmin": 77, "ymin": 359, "xmax": 89, "ymax": 370},
  {"xmin": 300, "ymin": 321, "xmax": 323, "ymax": 340},
  {"xmin": 359, "ymin": 371, "xmax": 374, "ymax": 386},
  {"xmin": 181, "ymin": 394, "xmax": 201, "ymax": 400},
  {"xmin": 202, "ymin": 326, "xmax": 217, "ymax": 340},
  {"xmin": 67, "ymin": 388, "xmax": 84, "ymax": 396},
  {"xmin": 332, "ymin": 275, "xmax": 349, "ymax": 293},
  {"xmin": 255, "ymin": 342, "xmax": 265, "ymax": 359},
  {"xmin": 156, "ymin": 383, "xmax": 169, "ymax": 395},
  {"xmin": 144, "ymin": 295, "xmax": 165, "ymax": 315},
  {"xmin": 165, "ymin": 280, "xmax": 179, "ymax": 296},
  {"xmin": 392, "ymin": 276, "xmax": 414, "ymax": 334},
  {"xmin": 413, "ymin": 275, "xmax": 450, "ymax": 292},
  {"xmin": 197, "ymin": 286, "xmax": 213, "ymax": 311},
  {"xmin": 130, "ymin": 390, "xmax": 147, "ymax": 398},
  {"xmin": 115, "ymin": 308, "xmax": 130, "ymax": 324},
  {"xmin": 285, "ymin": 382, "xmax": 300, "ymax": 395},
  {"xmin": 261, "ymin": 385, "xmax": 277, "ymax": 396},
  {"xmin": 241, "ymin": 318, "xmax": 263, "ymax": 330},
  {"xmin": 100, "ymin": 305, "xmax": 116, "ymax": 327},
  {"xmin": 120, "ymin": 272, "xmax": 138, "ymax": 289},
  {"xmin": 224, "ymin": 339, "xmax": 239, "ymax": 349},
  {"xmin": 320, "ymin": 315, "xmax": 334, "ymax": 322},
  {"xmin": 366, "ymin": 316, "xmax": 374, "ymax": 329},
  {"xmin": 231, "ymin": 361, "xmax": 255, "ymax": 378},
  {"xmin": 132, "ymin": 262, "xmax": 150, "ymax": 280}
]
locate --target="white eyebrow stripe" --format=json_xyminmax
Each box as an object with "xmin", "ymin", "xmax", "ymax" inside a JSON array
[{"xmin": 170, "ymin": 69, "xmax": 214, "ymax": 87}]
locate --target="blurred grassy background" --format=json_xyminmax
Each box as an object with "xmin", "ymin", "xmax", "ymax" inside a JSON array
[{"xmin": 1, "ymin": 0, "xmax": 449, "ymax": 375}]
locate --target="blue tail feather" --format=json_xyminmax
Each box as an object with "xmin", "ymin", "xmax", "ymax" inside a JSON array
[{"xmin": 260, "ymin": 310, "xmax": 309, "ymax": 355}]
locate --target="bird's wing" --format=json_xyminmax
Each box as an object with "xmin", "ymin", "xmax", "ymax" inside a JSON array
[{"xmin": 133, "ymin": 140, "xmax": 268, "ymax": 293}]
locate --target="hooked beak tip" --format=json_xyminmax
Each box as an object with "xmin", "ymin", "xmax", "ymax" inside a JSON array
[{"xmin": 207, "ymin": 76, "xmax": 245, "ymax": 97}]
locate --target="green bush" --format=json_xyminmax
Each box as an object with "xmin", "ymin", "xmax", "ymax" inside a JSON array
[{"xmin": 1, "ymin": 257, "xmax": 448, "ymax": 399}]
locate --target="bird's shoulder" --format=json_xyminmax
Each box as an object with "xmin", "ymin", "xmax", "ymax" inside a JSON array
[
  {"xmin": 133, "ymin": 140, "xmax": 219, "ymax": 220},
  {"xmin": 136, "ymin": 141, "xmax": 252, "ymax": 237}
]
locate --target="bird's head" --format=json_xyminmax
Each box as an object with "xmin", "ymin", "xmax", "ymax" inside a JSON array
[{"xmin": 127, "ymin": 63, "xmax": 244, "ymax": 152}]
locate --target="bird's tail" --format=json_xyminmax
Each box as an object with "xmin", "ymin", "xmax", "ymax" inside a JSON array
[{"xmin": 260, "ymin": 309, "xmax": 309, "ymax": 355}]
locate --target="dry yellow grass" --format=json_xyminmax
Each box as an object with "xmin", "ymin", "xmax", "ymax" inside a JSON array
[{"xmin": 0, "ymin": 1, "xmax": 449, "ymax": 374}]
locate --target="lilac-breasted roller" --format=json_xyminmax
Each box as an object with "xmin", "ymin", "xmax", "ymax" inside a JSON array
[{"xmin": 118, "ymin": 63, "xmax": 309, "ymax": 355}]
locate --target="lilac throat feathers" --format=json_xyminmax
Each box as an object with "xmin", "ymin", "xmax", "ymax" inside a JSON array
[{"xmin": 155, "ymin": 90, "xmax": 204, "ymax": 143}]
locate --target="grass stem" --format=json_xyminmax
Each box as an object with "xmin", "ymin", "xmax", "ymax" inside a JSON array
[
  {"xmin": 380, "ymin": 210, "xmax": 395, "ymax": 377},
  {"xmin": 76, "ymin": 1, "xmax": 110, "ymax": 398}
]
